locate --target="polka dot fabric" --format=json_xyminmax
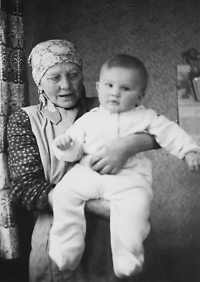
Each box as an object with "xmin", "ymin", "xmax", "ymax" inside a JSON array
[{"xmin": 7, "ymin": 109, "xmax": 54, "ymax": 211}]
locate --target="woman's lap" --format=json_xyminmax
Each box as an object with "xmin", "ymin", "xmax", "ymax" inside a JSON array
[{"xmin": 29, "ymin": 211, "xmax": 167, "ymax": 282}]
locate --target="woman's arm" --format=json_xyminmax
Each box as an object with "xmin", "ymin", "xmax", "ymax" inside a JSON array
[
  {"xmin": 48, "ymin": 181, "xmax": 110, "ymax": 219},
  {"xmin": 85, "ymin": 199, "xmax": 110, "ymax": 220},
  {"xmin": 91, "ymin": 133, "xmax": 160, "ymax": 174},
  {"xmin": 7, "ymin": 109, "xmax": 54, "ymax": 211},
  {"xmin": 7, "ymin": 109, "xmax": 110, "ymax": 219}
]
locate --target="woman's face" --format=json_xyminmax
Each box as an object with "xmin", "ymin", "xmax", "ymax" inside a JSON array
[{"xmin": 38, "ymin": 62, "xmax": 84, "ymax": 109}]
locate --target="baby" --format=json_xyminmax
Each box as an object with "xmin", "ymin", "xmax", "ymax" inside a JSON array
[{"xmin": 49, "ymin": 54, "xmax": 200, "ymax": 278}]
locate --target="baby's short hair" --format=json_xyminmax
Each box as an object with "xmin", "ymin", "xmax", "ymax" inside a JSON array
[{"xmin": 100, "ymin": 54, "xmax": 148, "ymax": 92}]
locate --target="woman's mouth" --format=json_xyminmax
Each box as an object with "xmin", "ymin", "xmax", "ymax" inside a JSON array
[{"xmin": 59, "ymin": 93, "xmax": 73, "ymax": 98}]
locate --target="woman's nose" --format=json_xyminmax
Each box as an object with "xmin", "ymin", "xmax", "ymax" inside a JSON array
[{"xmin": 60, "ymin": 76, "xmax": 71, "ymax": 90}]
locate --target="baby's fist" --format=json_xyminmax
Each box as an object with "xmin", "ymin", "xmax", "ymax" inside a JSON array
[
  {"xmin": 54, "ymin": 134, "xmax": 73, "ymax": 150},
  {"xmin": 185, "ymin": 152, "xmax": 200, "ymax": 172}
]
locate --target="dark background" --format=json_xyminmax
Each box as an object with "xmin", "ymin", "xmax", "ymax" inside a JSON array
[{"xmin": 5, "ymin": 0, "xmax": 200, "ymax": 281}]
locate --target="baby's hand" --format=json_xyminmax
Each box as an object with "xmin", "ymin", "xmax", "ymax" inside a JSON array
[
  {"xmin": 185, "ymin": 152, "xmax": 200, "ymax": 172},
  {"xmin": 53, "ymin": 134, "xmax": 73, "ymax": 151}
]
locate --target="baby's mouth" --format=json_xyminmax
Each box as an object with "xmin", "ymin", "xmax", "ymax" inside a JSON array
[{"xmin": 109, "ymin": 100, "xmax": 118, "ymax": 104}]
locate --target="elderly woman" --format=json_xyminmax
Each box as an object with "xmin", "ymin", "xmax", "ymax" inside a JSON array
[{"xmin": 7, "ymin": 39, "xmax": 160, "ymax": 282}]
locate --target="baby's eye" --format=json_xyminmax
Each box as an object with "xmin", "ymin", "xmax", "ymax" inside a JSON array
[
  {"xmin": 122, "ymin": 87, "xmax": 130, "ymax": 91},
  {"xmin": 106, "ymin": 83, "xmax": 113, "ymax": 87}
]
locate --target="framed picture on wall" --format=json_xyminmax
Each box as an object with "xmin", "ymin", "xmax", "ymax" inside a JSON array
[{"xmin": 177, "ymin": 65, "xmax": 200, "ymax": 145}]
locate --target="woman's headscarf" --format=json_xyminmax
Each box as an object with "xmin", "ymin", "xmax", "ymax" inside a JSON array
[{"xmin": 28, "ymin": 39, "xmax": 83, "ymax": 86}]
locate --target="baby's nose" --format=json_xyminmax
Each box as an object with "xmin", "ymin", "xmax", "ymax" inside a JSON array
[{"xmin": 111, "ymin": 87, "xmax": 120, "ymax": 97}]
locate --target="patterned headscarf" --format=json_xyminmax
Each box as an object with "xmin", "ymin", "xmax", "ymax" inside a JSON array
[{"xmin": 28, "ymin": 39, "xmax": 83, "ymax": 86}]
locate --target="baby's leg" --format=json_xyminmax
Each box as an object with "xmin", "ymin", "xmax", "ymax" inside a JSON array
[
  {"xmin": 102, "ymin": 174, "xmax": 152, "ymax": 278},
  {"xmin": 49, "ymin": 164, "xmax": 101, "ymax": 272}
]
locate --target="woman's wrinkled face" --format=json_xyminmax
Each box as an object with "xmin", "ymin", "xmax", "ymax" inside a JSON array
[{"xmin": 38, "ymin": 62, "xmax": 83, "ymax": 109}]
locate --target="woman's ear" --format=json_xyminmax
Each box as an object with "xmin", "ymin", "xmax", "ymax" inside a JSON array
[{"xmin": 38, "ymin": 84, "xmax": 43, "ymax": 92}]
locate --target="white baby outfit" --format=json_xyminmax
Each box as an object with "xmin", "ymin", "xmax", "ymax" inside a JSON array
[{"xmin": 49, "ymin": 105, "xmax": 200, "ymax": 277}]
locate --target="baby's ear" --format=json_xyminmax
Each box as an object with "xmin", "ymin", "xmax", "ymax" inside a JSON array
[{"xmin": 96, "ymin": 81, "xmax": 99, "ymax": 91}]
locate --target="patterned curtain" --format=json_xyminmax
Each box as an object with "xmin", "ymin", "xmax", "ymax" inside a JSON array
[{"xmin": 0, "ymin": 0, "xmax": 29, "ymax": 259}]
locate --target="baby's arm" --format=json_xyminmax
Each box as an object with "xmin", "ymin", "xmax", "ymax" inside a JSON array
[
  {"xmin": 52, "ymin": 132, "xmax": 83, "ymax": 162},
  {"xmin": 53, "ymin": 133, "xmax": 73, "ymax": 151},
  {"xmin": 185, "ymin": 151, "xmax": 200, "ymax": 172},
  {"xmin": 52, "ymin": 114, "xmax": 88, "ymax": 162}
]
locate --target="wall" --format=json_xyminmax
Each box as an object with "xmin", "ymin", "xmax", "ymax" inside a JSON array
[{"xmin": 22, "ymin": 0, "xmax": 200, "ymax": 281}]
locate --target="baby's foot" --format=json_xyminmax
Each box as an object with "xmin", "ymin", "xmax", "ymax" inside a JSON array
[
  {"xmin": 49, "ymin": 246, "xmax": 83, "ymax": 272},
  {"xmin": 113, "ymin": 252, "xmax": 143, "ymax": 278}
]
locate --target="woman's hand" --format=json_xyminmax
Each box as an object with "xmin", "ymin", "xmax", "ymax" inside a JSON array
[
  {"xmin": 90, "ymin": 133, "xmax": 159, "ymax": 175},
  {"xmin": 90, "ymin": 137, "xmax": 129, "ymax": 175},
  {"xmin": 85, "ymin": 199, "xmax": 110, "ymax": 220}
]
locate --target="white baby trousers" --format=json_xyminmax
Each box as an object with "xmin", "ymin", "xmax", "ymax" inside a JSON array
[{"xmin": 49, "ymin": 163, "xmax": 153, "ymax": 278}]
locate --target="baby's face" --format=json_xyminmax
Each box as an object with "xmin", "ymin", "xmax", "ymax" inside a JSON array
[{"xmin": 96, "ymin": 66, "xmax": 144, "ymax": 113}]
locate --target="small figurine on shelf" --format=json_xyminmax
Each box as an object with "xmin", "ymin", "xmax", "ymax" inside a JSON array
[{"xmin": 182, "ymin": 48, "xmax": 200, "ymax": 101}]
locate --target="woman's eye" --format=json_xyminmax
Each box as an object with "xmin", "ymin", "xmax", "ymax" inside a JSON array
[
  {"xmin": 106, "ymin": 83, "xmax": 112, "ymax": 87},
  {"xmin": 69, "ymin": 72, "xmax": 79, "ymax": 79},
  {"xmin": 48, "ymin": 76, "xmax": 60, "ymax": 83}
]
